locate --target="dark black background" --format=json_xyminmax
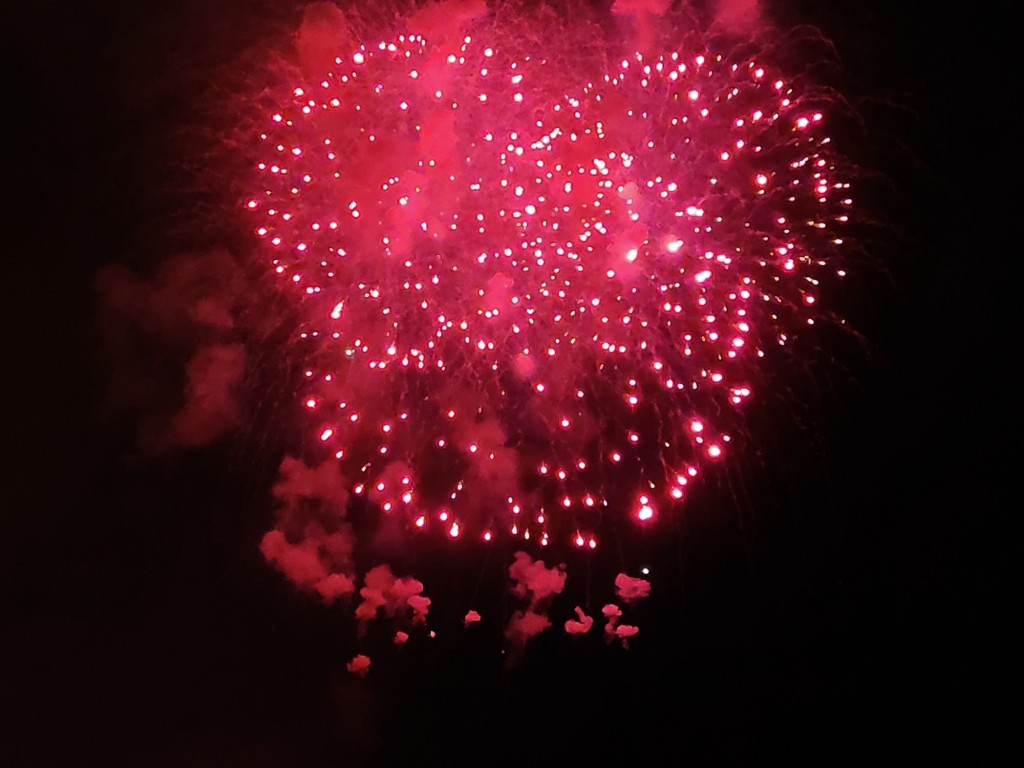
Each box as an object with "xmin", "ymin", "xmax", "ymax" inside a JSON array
[{"xmin": 4, "ymin": 1, "xmax": 1009, "ymax": 765}]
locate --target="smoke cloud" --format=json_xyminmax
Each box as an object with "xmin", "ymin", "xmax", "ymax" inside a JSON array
[
  {"xmin": 711, "ymin": 0, "xmax": 764, "ymax": 33},
  {"xmin": 564, "ymin": 606, "xmax": 594, "ymax": 635},
  {"xmin": 346, "ymin": 654, "xmax": 371, "ymax": 678},
  {"xmin": 95, "ymin": 250, "xmax": 250, "ymax": 454},
  {"xmin": 354, "ymin": 564, "xmax": 431, "ymax": 626},
  {"xmin": 260, "ymin": 457, "xmax": 357, "ymax": 602},
  {"xmin": 614, "ymin": 573, "xmax": 652, "ymax": 601},
  {"xmin": 504, "ymin": 552, "xmax": 567, "ymax": 654}
]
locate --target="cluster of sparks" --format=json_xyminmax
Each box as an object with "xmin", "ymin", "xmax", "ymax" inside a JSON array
[{"xmin": 247, "ymin": 18, "xmax": 850, "ymax": 644}]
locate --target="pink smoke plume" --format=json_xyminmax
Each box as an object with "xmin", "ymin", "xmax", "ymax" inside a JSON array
[
  {"xmin": 564, "ymin": 606, "xmax": 594, "ymax": 635},
  {"xmin": 260, "ymin": 457, "xmax": 357, "ymax": 602},
  {"xmin": 355, "ymin": 564, "xmax": 431, "ymax": 625},
  {"xmin": 615, "ymin": 573, "xmax": 652, "ymax": 601},
  {"xmin": 602, "ymin": 604, "xmax": 640, "ymax": 646},
  {"xmin": 95, "ymin": 250, "xmax": 250, "ymax": 454},
  {"xmin": 346, "ymin": 654, "xmax": 371, "ymax": 678},
  {"xmin": 505, "ymin": 552, "xmax": 567, "ymax": 652}
]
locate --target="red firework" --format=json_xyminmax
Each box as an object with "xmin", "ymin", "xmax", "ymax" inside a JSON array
[{"xmin": 247, "ymin": 2, "xmax": 851, "ymax": 658}]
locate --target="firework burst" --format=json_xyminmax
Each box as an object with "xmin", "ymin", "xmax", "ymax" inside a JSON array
[{"xmin": 245, "ymin": 0, "xmax": 853, "ymax": 662}]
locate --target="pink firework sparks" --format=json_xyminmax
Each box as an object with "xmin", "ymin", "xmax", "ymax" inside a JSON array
[{"xmin": 247, "ymin": 3, "xmax": 852, "ymax": 655}]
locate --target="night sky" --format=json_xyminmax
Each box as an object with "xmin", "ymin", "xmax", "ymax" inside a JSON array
[{"xmin": 5, "ymin": 1, "xmax": 1009, "ymax": 765}]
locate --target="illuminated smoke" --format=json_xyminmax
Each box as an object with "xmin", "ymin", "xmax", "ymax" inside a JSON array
[
  {"xmin": 346, "ymin": 653, "xmax": 372, "ymax": 677},
  {"xmin": 614, "ymin": 572, "xmax": 652, "ymax": 601},
  {"xmin": 505, "ymin": 551, "xmax": 568, "ymax": 653},
  {"xmin": 259, "ymin": 456, "xmax": 358, "ymax": 602},
  {"xmin": 564, "ymin": 606, "xmax": 595, "ymax": 635},
  {"xmin": 602, "ymin": 603, "xmax": 639, "ymax": 646},
  {"xmin": 95, "ymin": 250, "xmax": 250, "ymax": 454},
  {"xmin": 354, "ymin": 563, "xmax": 431, "ymax": 625}
]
